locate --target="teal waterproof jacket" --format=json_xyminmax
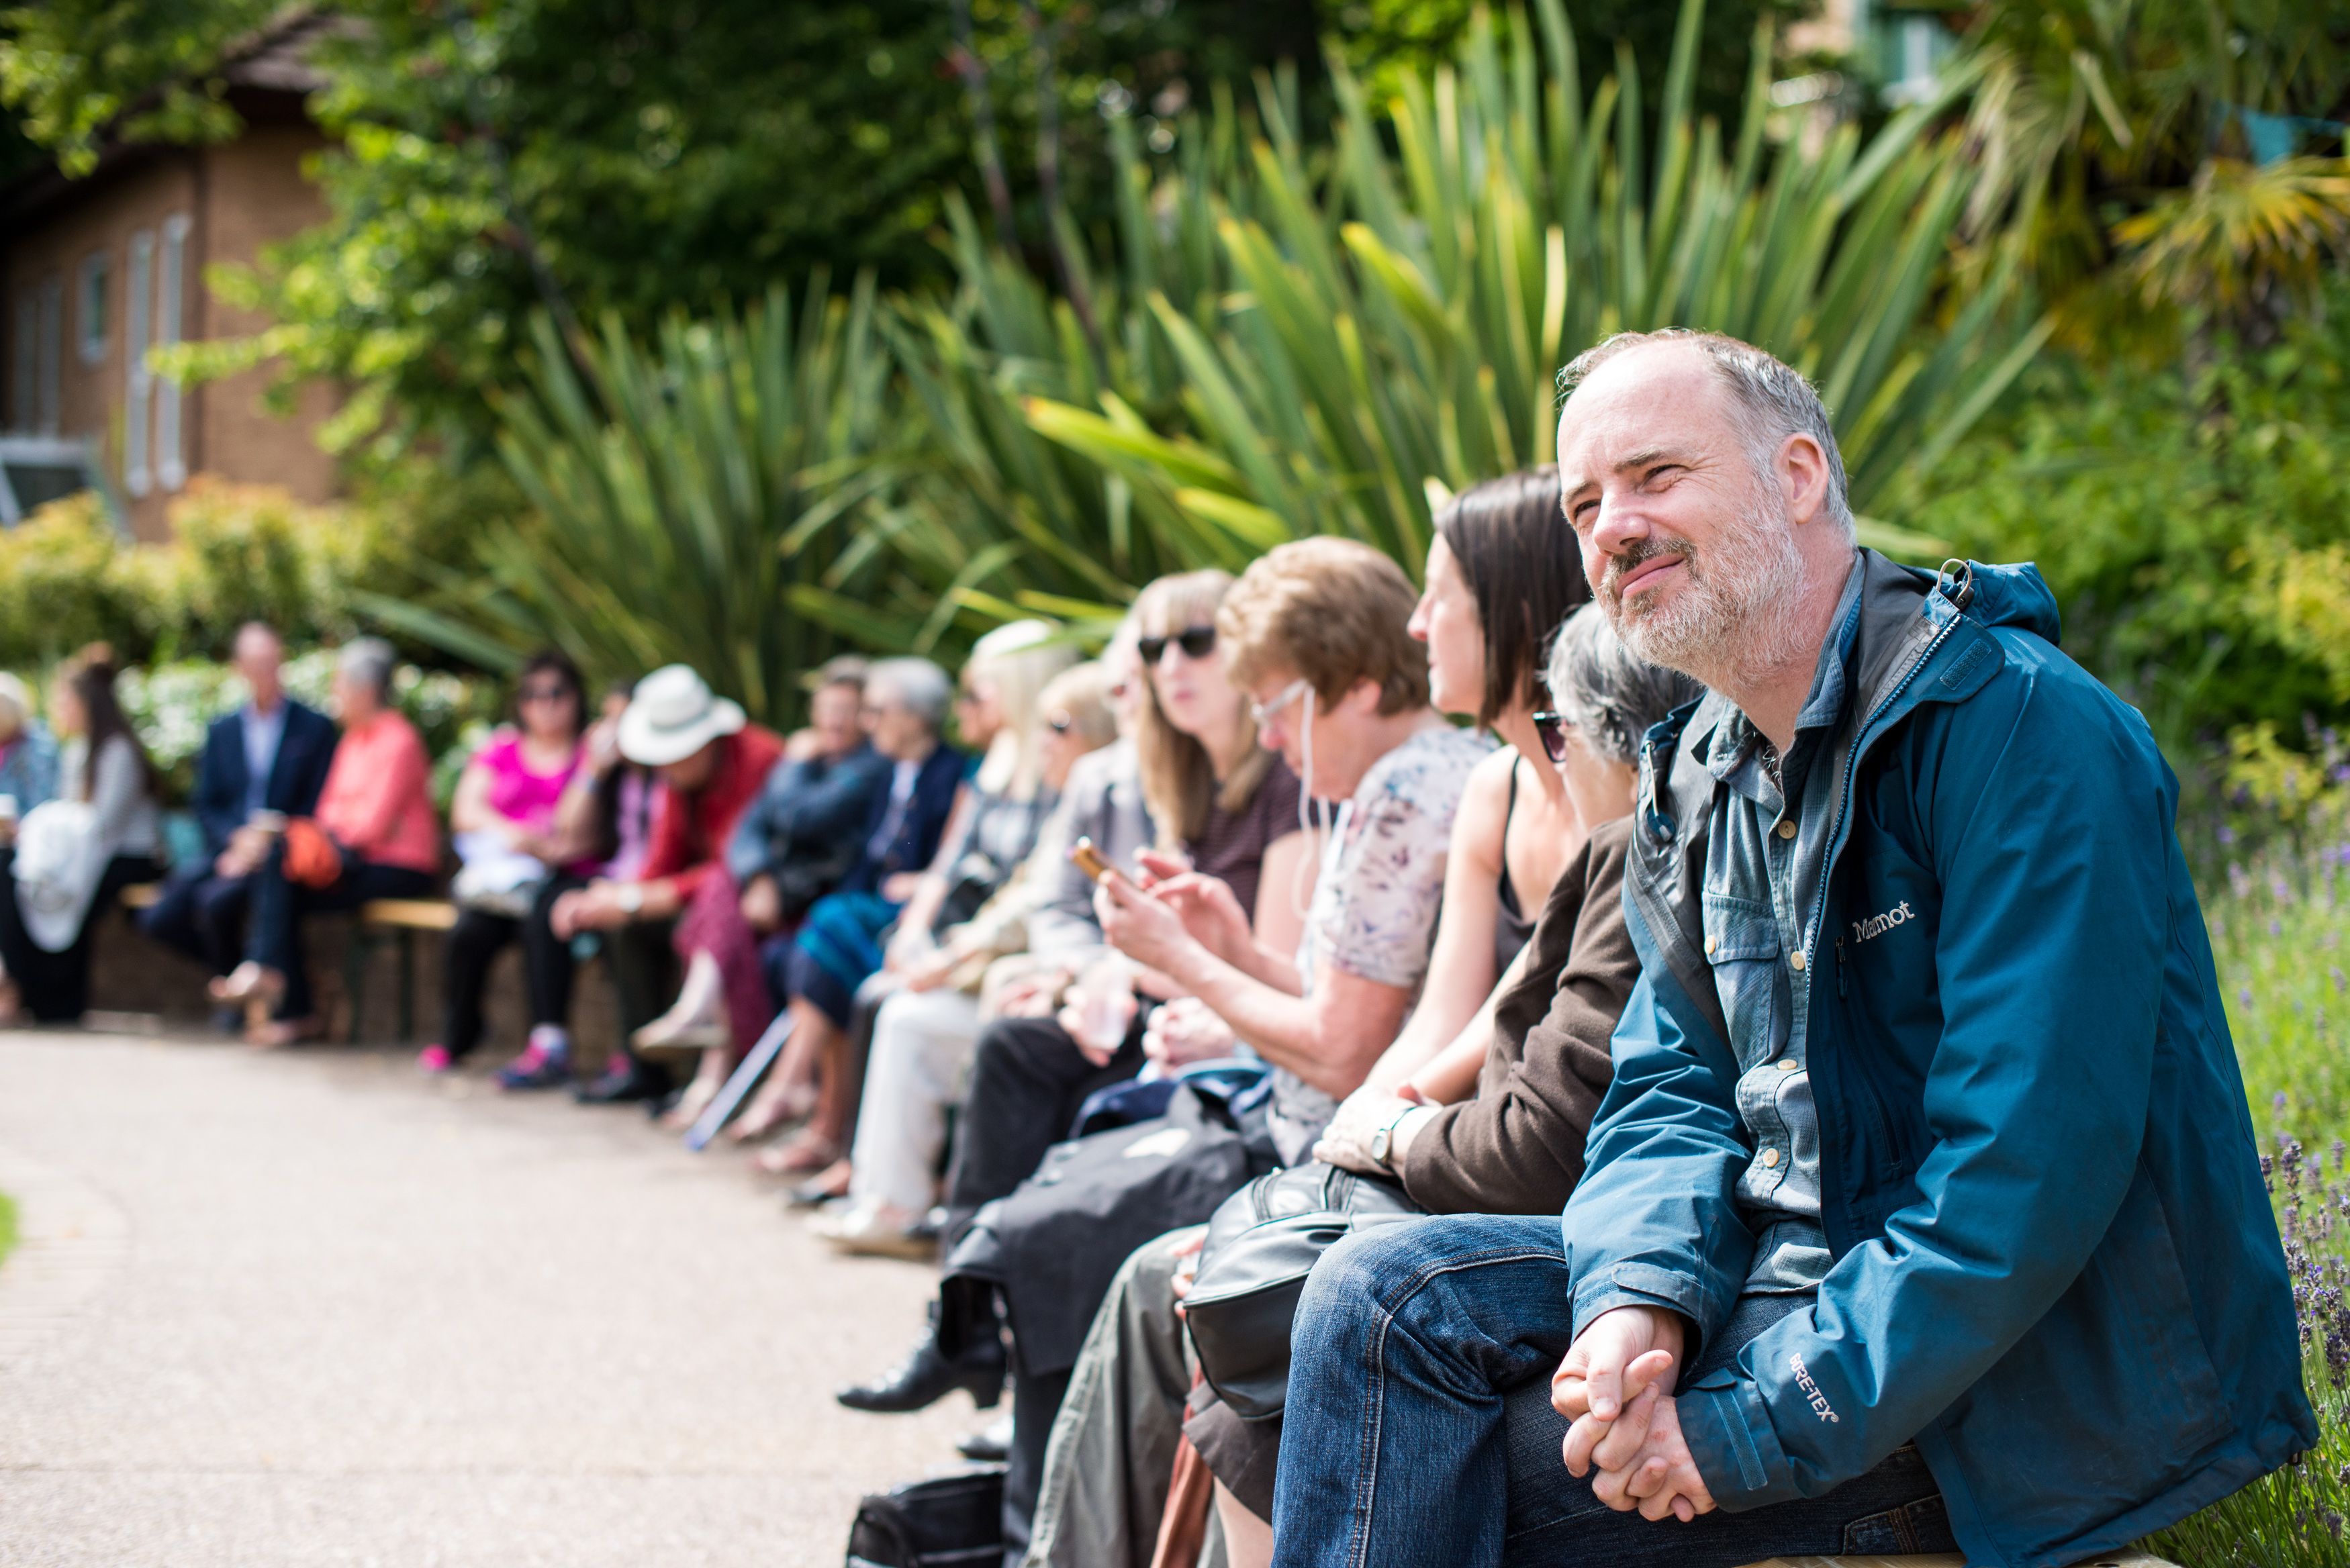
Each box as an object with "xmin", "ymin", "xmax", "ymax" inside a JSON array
[{"xmin": 1561, "ymin": 552, "xmax": 2314, "ymax": 1567}]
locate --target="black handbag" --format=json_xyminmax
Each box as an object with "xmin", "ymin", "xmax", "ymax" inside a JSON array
[
  {"xmin": 844, "ymin": 1465, "xmax": 1004, "ymax": 1568},
  {"xmin": 1182, "ymin": 1162, "xmax": 1426, "ymax": 1420}
]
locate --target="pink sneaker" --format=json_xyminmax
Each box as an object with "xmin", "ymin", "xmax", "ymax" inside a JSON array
[{"xmin": 416, "ymin": 1044, "xmax": 455, "ymax": 1075}]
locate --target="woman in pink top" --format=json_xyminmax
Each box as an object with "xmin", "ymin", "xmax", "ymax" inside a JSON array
[
  {"xmin": 211, "ymin": 638, "xmax": 442, "ymax": 1046},
  {"xmin": 418, "ymin": 650, "xmax": 587, "ymax": 1074}
]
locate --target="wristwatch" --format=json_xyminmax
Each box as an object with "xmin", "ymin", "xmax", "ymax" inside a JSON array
[
  {"xmin": 615, "ymin": 883, "xmax": 645, "ymax": 916},
  {"xmin": 1368, "ymin": 1105, "xmax": 1419, "ymax": 1172}
]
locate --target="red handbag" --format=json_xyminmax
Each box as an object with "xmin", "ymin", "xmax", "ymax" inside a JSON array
[{"xmin": 282, "ymin": 818, "xmax": 345, "ymax": 889}]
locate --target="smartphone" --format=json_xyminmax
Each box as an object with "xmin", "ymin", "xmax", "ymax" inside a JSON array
[{"xmin": 1070, "ymin": 836, "xmax": 1127, "ymax": 885}]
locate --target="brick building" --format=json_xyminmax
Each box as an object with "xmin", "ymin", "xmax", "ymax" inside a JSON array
[{"xmin": 0, "ymin": 13, "xmax": 342, "ymax": 540}]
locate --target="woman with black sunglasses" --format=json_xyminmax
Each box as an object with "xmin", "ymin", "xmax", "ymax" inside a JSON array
[{"xmin": 418, "ymin": 650, "xmax": 588, "ymax": 1073}]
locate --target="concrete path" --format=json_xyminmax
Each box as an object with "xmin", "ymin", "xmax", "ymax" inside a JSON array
[{"xmin": 0, "ymin": 1029, "xmax": 982, "ymax": 1567}]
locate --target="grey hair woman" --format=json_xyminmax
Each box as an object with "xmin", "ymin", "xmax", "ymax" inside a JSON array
[{"xmin": 211, "ymin": 637, "xmax": 442, "ymax": 1047}]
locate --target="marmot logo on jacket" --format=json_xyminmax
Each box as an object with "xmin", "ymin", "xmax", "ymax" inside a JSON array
[{"xmin": 1850, "ymin": 901, "xmax": 1916, "ymax": 945}]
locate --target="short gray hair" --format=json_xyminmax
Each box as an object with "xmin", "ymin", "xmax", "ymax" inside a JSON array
[
  {"xmin": 1544, "ymin": 603, "xmax": 1702, "ymax": 767},
  {"xmin": 865, "ymin": 657, "xmax": 952, "ymax": 729},
  {"xmin": 336, "ymin": 637, "xmax": 397, "ymax": 701},
  {"xmin": 1558, "ymin": 329, "xmax": 1854, "ymax": 540}
]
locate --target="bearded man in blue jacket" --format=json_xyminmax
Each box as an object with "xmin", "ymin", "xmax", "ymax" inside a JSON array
[{"xmin": 1270, "ymin": 330, "xmax": 2312, "ymax": 1568}]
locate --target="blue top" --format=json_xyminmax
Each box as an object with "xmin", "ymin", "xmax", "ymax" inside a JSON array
[
  {"xmin": 0, "ymin": 720, "xmax": 59, "ymax": 814},
  {"xmin": 239, "ymin": 703, "xmax": 289, "ymax": 819},
  {"xmin": 1570, "ymin": 551, "xmax": 2313, "ymax": 1567},
  {"xmin": 839, "ymin": 742, "xmax": 966, "ymax": 898},
  {"xmin": 721, "ymin": 740, "xmax": 892, "ymax": 922}
]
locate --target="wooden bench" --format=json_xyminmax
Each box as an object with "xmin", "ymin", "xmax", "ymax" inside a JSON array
[
  {"xmin": 344, "ymin": 899, "xmax": 457, "ymax": 1044},
  {"xmin": 114, "ymin": 883, "xmax": 456, "ymax": 1043}
]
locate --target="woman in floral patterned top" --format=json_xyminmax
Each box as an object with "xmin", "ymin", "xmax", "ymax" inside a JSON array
[{"xmin": 1098, "ymin": 537, "xmax": 1489, "ymax": 1163}]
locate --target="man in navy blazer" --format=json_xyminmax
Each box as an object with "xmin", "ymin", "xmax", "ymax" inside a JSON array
[{"xmin": 140, "ymin": 624, "xmax": 338, "ymax": 989}]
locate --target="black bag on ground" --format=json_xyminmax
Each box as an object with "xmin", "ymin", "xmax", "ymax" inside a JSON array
[
  {"xmin": 940, "ymin": 1077, "xmax": 1280, "ymax": 1377},
  {"xmin": 1183, "ymin": 1161, "xmax": 1426, "ymax": 1420},
  {"xmin": 845, "ymin": 1465, "xmax": 1005, "ymax": 1568}
]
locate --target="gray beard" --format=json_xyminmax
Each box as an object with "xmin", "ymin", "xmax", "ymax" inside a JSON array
[{"xmin": 1598, "ymin": 502, "xmax": 1813, "ymax": 693}]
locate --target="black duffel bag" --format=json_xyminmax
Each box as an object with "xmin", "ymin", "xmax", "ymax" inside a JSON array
[
  {"xmin": 941, "ymin": 1075, "xmax": 1280, "ymax": 1378},
  {"xmin": 845, "ymin": 1465, "xmax": 1006, "ymax": 1568},
  {"xmin": 1182, "ymin": 1161, "xmax": 1425, "ymax": 1420}
]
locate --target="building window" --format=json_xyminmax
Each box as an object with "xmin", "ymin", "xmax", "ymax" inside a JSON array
[
  {"xmin": 77, "ymin": 252, "xmax": 109, "ymax": 366},
  {"xmin": 156, "ymin": 214, "xmax": 189, "ymax": 491},
  {"xmin": 125, "ymin": 231, "xmax": 153, "ymax": 497},
  {"xmin": 36, "ymin": 275, "xmax": 62, "ymax": 435},
  {"xmin": 8, "ymin": 293, "xmax": 32, "ymax": 431}
]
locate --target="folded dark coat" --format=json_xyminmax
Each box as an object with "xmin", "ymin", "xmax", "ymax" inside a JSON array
[{"xmin": 1395, "ymin": 814, "xmax": 1635, "ymax": 1218}]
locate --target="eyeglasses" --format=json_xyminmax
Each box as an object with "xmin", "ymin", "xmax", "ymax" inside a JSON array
[
  {"xmin": 519, "ymin": 683, "xmax": 573, "ymax": 703},
  {"xmin": 1138, "ymin": 626, "xmax": 1217, "ymax": 665},
  {"xmin": 1531, "ymin": 710, "xmax": 1574, "ymax": 765},
  {"xmin": 953, "ymin": 689, "xmax": 982, "ymax": 705},
  {"xmin": 1250, "ymin": 677, "xmax": 1312, "ymax": 729}
]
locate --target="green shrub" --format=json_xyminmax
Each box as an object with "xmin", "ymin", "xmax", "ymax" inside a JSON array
[
  {"xmin": 1914, "ymin": 294, "xmax": 2350, "ymax": 750},
  {"xmin": 0, "ymin": 493, "xmax": 149, "ymax": 665},
  {"xmin": 0, "ymin": 476, "xmax": 451, "ymax": 668}
]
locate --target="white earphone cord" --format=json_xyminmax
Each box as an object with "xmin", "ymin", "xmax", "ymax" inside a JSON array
[{"xmin": 1291, "ymin": 686, "xmax": 1317, "ymax": 923}]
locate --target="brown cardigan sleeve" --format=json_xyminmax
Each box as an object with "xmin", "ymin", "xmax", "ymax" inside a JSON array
[{"xmin": 1397, "ymin": 816, "xmax": 1637, "ymax": 1217}]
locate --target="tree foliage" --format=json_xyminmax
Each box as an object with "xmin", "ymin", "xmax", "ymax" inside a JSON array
[{"xmin": 1918, "ymin": 273, "xmax": 2350, "ymax": 746}]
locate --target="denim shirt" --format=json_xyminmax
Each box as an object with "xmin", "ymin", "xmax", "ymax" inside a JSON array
[{"xmin": 1700, "ymin": 556, "xmax": 1863, "ymax": 1293}]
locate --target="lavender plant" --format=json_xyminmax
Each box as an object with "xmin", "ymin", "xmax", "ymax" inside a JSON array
[{"xmin": 2143, "ymin": 1133, "xmax": 2350, "ymax": 1567}]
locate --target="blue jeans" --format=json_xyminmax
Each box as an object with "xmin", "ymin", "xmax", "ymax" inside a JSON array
[{"xmin": 1273, "ymin": 1215, "xmax": 1953, "ymax": 1568}]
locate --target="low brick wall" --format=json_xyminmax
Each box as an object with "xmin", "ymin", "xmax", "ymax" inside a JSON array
[{"xmin": 85, "ymin": 902, "xmax": 628, "ymax": 1072}]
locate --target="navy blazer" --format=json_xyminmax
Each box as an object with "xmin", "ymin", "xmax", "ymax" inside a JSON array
[
  {"xmin": 191, "ymin": 700, "xmax": 340, "ymax": 854},
  {"xmin": 839, "ymin": 743, "xmax": 967, "ymax": 898}
]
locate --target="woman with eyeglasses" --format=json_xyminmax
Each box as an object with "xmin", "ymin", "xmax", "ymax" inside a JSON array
[{"xmin": 417, "ymin": 650, "xmax": 591, "ymax": 1073}]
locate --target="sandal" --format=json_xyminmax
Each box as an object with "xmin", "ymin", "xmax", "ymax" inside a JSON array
[{"xmin": 751, "ymin": 1128, "xmax": 841, "ymax": 1177}]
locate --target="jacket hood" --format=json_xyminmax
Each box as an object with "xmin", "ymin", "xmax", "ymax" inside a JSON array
[{"xmin": 1935, "ymin": 558, "xmax": 2063, "ymax": 646}]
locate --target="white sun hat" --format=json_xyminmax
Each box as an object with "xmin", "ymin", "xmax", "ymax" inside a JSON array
[{"xmin": 617, "ymin": 665, "xmax": 746, "ymax": 767}]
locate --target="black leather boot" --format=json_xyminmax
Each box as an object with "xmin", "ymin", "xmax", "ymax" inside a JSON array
[{"xmin": 837, "ymin": 1304, "xmax": 1006, "ymax": 1414}]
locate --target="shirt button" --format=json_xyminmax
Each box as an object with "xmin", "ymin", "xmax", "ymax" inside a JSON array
[
  {"xmin": 1789, "ymin": 950, "xmax": 1806, "ymax": 972},
  {"xmin": 1704, "ymin": 934, "xmax": 1718, "ymax": 955},
  {"xmin": 1761, "ymin": 1148, "xmax": 1783, "ymax": 1169},
  {"xmin": 1776, "ymin": 820, "xmax": 1797, "ymax": 840},
  {"xmin": 1777, "ymin": 1059, "xmax": 1799, "ymax": 1073}
]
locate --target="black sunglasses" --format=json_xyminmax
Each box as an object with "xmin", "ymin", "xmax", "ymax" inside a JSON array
[
  {"xmin": 1531, "ymin": 710, "xmax": 1574, "ymax": 765},
  {"xmin": 519, "ymin": 682, "xmax": 575, "ymax": 703},
  {"xmin": 1138, "ymin": 626, "xmax": 1217, "ymax": 665}
]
